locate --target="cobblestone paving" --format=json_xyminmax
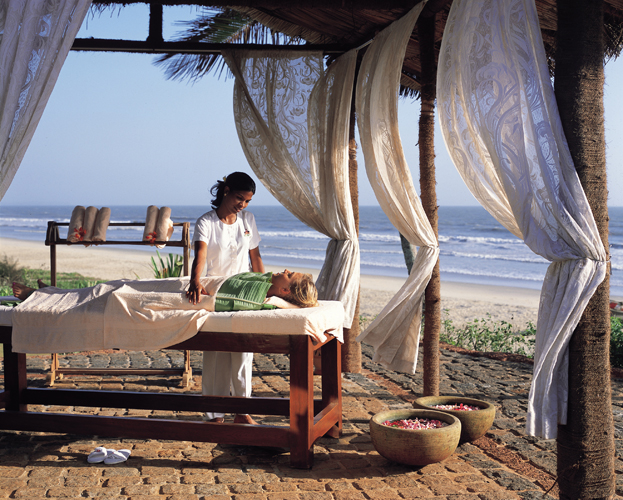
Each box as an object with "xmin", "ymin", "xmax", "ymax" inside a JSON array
[{"xmin": 0, "ymin": 344, "xmax": 621, "ymax": 499}]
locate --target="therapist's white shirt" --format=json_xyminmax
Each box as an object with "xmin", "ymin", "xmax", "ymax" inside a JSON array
[{"xmin": 192, "ymin": 209, "xmax": 261, "ymax": 276}]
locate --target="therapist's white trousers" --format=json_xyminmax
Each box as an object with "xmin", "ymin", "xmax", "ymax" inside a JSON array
[{"xmin": 202, "ymin": 351, "xmax": 253, "ymax": 419}]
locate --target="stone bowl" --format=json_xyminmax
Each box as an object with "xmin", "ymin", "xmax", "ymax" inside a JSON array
[
  {"xmin": 413, "ymin": 396, "xmax": 495, "ymax": 443},
  {"xmin": 369, "ymin": 409, "xmax": 461, "ymax": 466}
]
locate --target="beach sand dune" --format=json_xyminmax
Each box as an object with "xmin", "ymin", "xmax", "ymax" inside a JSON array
[
  {"xmin": 359, "ymin": 284, "xmax": 538, "ymax": 331},
  {"xmin": 1, "ymin": 236, "xmax": 540, "ymax": 329}
]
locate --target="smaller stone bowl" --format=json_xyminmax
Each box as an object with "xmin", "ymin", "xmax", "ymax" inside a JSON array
[
  {"xmin": 413, "ymin": 396, "xmax": 495, "ymax": 443},
  {"xmin": 369, "ymin": 409, "xmax": 461, "ymax": 466}
]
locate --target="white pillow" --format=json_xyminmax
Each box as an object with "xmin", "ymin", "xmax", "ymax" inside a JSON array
[{"xmin": 264, "ymin": 296, "xmax": 300, "ymax": 309}]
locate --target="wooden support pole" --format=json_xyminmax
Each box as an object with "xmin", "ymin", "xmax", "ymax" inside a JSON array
[
  {"xmin": 418, "ymin": 12, "xmax": 440, "ymax": 397},
  {"xmin": 555, "ymin": 0, "xmax": 615, "ymax": 498},
  {"xmin": 147, "ymin": 3, "xmax": 164, "ymax": 43},
  {"xmin": 342, "ymin": 83, "xmax": 362, "ymax": 373}
]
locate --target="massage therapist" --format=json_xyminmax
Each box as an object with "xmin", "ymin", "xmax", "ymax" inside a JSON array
[{"xmin": 187, "ymin": 172, "xmax": 265, "ymax": 425}]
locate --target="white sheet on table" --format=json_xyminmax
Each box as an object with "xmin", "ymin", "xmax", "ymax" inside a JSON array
[
  {"xmin": 10, "ymin": 277, "xmax": 344, "ymax": 353},
  {"xmin": 201, "ymin": 301, "xmax": 344, "ymax": 343},
  {"xmin": 0, "ymin": 305, "xmax": 14, "ymax": 325}
]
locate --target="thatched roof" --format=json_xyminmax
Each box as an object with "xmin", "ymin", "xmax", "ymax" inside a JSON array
[
  {"xmin": 230, "ymin": 0, "xmax": 623, "ymax": 91},
  {"xmin": 90, "ymin": 0, "xmax": 623, "ymax": 93}
]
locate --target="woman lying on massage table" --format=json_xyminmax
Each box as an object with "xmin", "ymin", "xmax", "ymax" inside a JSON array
[
  {"xmin": 11, "ymin": 269, "xmax": 318, "ymax": 310},
  {"xmin": 9, "ymin": 270, "xmax": 323, "ymax": 426}
]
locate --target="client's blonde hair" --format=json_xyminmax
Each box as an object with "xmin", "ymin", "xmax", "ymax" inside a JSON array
[{"xmin": 286, "ymin": 273, "xmax": 318, "ymax": 308}]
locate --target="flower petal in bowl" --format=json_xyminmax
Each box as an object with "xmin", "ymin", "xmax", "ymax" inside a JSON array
[
  {"xmin": 369, "ymin": 409, "xmax": 461, "ymax": 466},
  {"xmin": 413, "ymin": 396, "xmax": 495, "ymax": 443}
]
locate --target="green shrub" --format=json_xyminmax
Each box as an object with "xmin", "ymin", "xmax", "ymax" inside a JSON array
[
  {"xmin": 0, "ymin": 266, "xmax": 105, "ymax": 297},
  {"xmin": 439, "ymin": 312, "xmax": 623, "ymax": 366},
  {"xmin": 21, "ymin": 269, "xmax": 104, "ymax": 289},
  {"xmin": 0, "ymin": 254, "xmax": 25, "ymax": 287},
  {"xmin": 610, "ymin": 316, "xmax": 623, "ymax": 369},
  {"xmin": 440, "ymin": 311, "xmax": 536, "ymax": 358},
  {"xmin": 150, "ymin": 250, "xmax": 184, "ymax": 279}
]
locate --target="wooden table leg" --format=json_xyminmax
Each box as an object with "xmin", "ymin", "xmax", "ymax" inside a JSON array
[
  {"xmin": 46, "ymin": 353, "xmax": 59, "ymax": 386},
  {"xmin": 3, "ymin": 340, "xmax": 27, "ymax": 412},
  {"xmin": 180, "ymin": 350, "xmax": 192, "ymax": 388},
  {"xmin": 288, "ymin": 336, "xmax": 314, "ymax": 468},
  {"xmin": 321, "ymin": 338, "xmax": 342, "ymax": 438}
]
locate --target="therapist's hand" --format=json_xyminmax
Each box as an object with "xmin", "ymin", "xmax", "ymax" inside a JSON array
[{"xmin": 186, "ymin": 280, "xmax": 208, "ymax": 304}]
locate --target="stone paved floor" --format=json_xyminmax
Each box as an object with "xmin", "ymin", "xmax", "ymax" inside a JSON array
[{"xmin": 0, "ymin": 344, "xmax": 621, "ymax": 499}]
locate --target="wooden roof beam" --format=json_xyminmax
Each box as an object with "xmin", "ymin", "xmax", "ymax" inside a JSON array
[
  {"xmin": 94, "ymin": 0, "xmax": 425, "ymax": 9},
  {"xmin": 71, "ymin": 38, "xmax": 349, "ymax": 54}
]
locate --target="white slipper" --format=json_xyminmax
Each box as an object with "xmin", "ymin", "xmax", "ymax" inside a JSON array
[
  {"xmin": 104, "ymin": 448, "xmax": 131, "ymax": 465},
  {"xmin": 87, "ymin": 447, "xmax": 108, "ymax": 464}
]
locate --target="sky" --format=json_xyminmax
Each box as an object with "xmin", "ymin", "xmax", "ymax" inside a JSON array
[{"xmin": 1, "ymin": 4, "xmax": 622, "ymax": 207}]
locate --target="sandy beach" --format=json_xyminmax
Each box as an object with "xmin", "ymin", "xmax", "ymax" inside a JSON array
[{"xmin": 0, "ymin": 236, "xmax": 545, "ymax": 330}]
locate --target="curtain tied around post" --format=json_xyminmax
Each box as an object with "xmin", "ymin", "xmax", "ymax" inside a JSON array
[
  {"xmin": 355, "ymin": 2, "xmax": 441, "ymax": 374},
  {"xmin": 224, "ymin": 49, "xmax": 360, "ymax": 327},
  {"xmin": 437, "ymin": 0, "xmax": 607, "ymax": 439}
]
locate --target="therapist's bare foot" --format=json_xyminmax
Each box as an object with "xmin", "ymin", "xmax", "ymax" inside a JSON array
[
  {"xmin": 208, "ymin": 417, "xmax": 224, "ymax": 423},
  {"xmin": 234, "ymin": 414, "xmax": 258, "ymax": 425},
  {"xmin": 37, "ymin": 279, "xmax": 49, "ymax": 289},
  {"xmin": 11, "ymin": 282, "xmax": 35, "ymax": 301}
]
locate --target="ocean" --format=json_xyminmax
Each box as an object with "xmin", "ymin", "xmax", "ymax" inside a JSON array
[{"xmin": 1, "ymin": 205, "xmax": 622, "ymax": 296}]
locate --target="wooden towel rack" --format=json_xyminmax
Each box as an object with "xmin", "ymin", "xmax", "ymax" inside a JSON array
[{"xmin": 44, "ymin": 220, "xmax": 194, "ymax": 388}]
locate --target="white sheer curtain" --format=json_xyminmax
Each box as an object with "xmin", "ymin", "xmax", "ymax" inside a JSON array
[
  {"xmin": 0, "ymin": 0, "xmax": 91, "ymax": 200},
  {"xmin": 355, "ymin": 3, "xmax": 440, "ymax": 374},
  {"xmin": 438, "ymin": 0, "xmax": 607, "ymax": 439},
  {"xmin": 224, "ymin": 50, "xmax": 360, "ymax": 327}
]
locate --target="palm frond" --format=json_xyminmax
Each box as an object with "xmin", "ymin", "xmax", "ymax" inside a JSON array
[
  {"xmin": 89, "ymin": 2, "xmax": 124, "ymax": 16},
  {"xmin": 399, "ymin": 71, "xmax": 421, "ymax": 100},
  {"xmin": 154, "ymin": 8, "xmax": 301, "ymax": 82},
  {"xmin": 604, "ymin": 11, "xmax": 623, "ymax": 62}
]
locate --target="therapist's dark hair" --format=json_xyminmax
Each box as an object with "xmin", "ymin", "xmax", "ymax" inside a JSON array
[{"xmin": 210, "ymin": 172, "xmax": 257, "ymax": 209}]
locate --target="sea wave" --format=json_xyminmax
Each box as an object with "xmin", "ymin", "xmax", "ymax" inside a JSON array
[
  {"xmin": 438, "ymin": 234, "xmax": 524, "ymax": 246},
  {"xmin": 106, "ymin": 225, "xmax": 151, "ymax": 231},
  {"xmin": 0, "ymin": 217, "xmax": 67, "ymax": 227},
  {"xmin": 359, "ymin": 233, "xmax": 401, "ymax": 243},
  {"xmin": 361, "ymin": 248, "xmax": 404, "ymax": 255},
  {"xmin": 360, "ymin": 259, "xmax": 408, "ymax": 269},
  {"xmin": 261, "ymin": 230, "xmax": 402, "ymax": 243},
  {"xmin": 262, "ymin": 230, "xmax": 525, "ymax": 246},
  {"xmin": 441, "ymin": 250, "xmax": 549, "ymax": 264},
  {"xmin": 442, "ymin": 266, "xmax": 545, "ymax": 282},
  {"xmin": 11, "ymin": 228, "xmax": 47, "ymax": 234},
  {"xmin": 260, "ymin": 251, "xmax": 326, "ymax": 262},
  {"xmin": 261, "ymin": 251, "xmax": 408, "ymax": 268},
  {"xmin": 261, "ymin": 230, "xmax": 330, "ymax": 240},
  {"xmin": 261, "ymin": 244, "xmax": 326, "ymax": 252},
  {"xmin": 263, "ymin": 244, "xmax": 404, "ymax": 256},
  {"xmin": 0, "ymin": 218, "xmax": 145, "ymax": 230}
]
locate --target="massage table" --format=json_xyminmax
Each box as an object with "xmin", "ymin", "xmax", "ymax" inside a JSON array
[{"xmin": 0, "ymin": 301, "xmax": 344, "ymax": 469}]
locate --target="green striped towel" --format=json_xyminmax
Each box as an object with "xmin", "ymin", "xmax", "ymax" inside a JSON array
[{"xmin": 215, "ymin": 272, "xmax": 277, "ymax": 312}]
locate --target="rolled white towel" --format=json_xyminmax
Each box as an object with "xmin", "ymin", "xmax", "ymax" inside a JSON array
[
  {"xmin": 82, "ymin": 206, "xmax": 98, "ymax": 243},
  {"xmin": 67, "ymin": 206, "xmax": 86, "ymax": 243},
  {"xmin": 142, "ymin": 205, "xmax": 159, "ymax": 244},
  {"xmin": 92, "ymin": 207, "xmax": 111, "ymax": 243},
  {"xmin": 155, "ymin": 206, "xmax": 174, "ymax": 249}
]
